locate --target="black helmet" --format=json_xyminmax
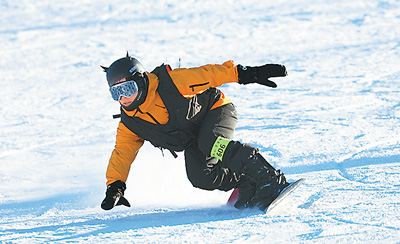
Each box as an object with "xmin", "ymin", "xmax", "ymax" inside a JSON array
[
  {"xmin": 101, "ymin": 52, "xmax": 146, "ymax": 87},
  {"xmin": 101, "ymin": 52, "xmax": 148, "ymax": 110}
]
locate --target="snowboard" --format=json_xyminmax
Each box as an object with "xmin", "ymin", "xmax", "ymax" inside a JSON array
[
  {"xmin": 227, "ymin": 178, "xmax": 306, "ymax": 213},
  {"xmin": 265, "ymin": 178, "xmax": 306, "ymax": 213}
]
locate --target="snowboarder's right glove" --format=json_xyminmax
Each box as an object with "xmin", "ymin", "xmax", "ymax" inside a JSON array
[
  {"xmin": 101, "ymin": 180, "xmax": 131, "ymax": 210},
  {"xmin": 237, "ymin": 64, "xmax": 287, "ymax": 88}
]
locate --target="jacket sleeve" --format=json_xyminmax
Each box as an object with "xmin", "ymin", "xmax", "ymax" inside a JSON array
[
  {"xmin": 106, "ymin": 121, "xmax": 144, "ymax": 185},
  {"xmin": 168, "ymin": 60, "xmax": 239, "ymax": 96}
]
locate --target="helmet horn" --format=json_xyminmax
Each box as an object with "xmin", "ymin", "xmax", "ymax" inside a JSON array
[{"xmin": 100, "ymin": 65, "xmax": 109, "ymax": 72}]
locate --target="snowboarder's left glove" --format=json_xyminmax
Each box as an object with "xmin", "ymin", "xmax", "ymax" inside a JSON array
[
  {"xmin": 101, "ymin": 180, "xmax": 131, "ymax": 210},
  {"xmin": 237, "ymin": 64, "xmax": 287, "ymax": 88}
]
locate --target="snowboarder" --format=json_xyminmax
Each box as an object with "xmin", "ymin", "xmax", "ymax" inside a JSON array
[{"xmin": 100, "ymin": 53, "xmax": 289, "ymax": 211}]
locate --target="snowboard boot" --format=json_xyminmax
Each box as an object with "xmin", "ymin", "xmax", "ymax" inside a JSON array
[
  {"xmin": 242, "ymin": 153, "xmax": 289, "ymax": 211},
  {"xmin": 234, "ymin": 174, "xmax": 257, "ymax": 209}
]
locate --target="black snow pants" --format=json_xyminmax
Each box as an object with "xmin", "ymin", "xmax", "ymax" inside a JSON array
[{"xmin": 185, "ymin": 103, "xmax": 255, "ymax": 191}]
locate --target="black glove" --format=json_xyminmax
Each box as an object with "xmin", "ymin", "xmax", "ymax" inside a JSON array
[
  {"xmin": 101, "ymin": 180, "xmax": 131, "ymax": 210},
  {"xmin": 237, "ymin": 64, "xmax": 288, "ymax": 88}
]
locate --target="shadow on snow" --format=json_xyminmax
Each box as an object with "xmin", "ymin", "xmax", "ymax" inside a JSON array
[{"xmin": 1, "ymin": 197, "xmax": 262, "ymax": 242}]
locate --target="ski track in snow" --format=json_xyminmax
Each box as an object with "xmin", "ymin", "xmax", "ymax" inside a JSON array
[{"xmin": 1, "ymin": 0, "xmax": 400, "ymax": 243}]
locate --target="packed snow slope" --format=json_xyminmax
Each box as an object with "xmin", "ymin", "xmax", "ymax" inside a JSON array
[{"xmin": 1, "ymin": 0, "xmax": 400, "ymax": 243}]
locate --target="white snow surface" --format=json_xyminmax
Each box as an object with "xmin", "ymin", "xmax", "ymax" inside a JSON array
[{"xmin": 1, "ymin": 0, "xmax": 400, "ymax": 243}]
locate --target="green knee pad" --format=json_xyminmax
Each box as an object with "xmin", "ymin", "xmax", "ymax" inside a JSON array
[{"xmin": 210, "ymin": 136, "xmax": 231, "ymax": 161}]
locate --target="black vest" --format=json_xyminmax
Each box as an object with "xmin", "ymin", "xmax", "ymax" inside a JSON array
[{"xmin": 121, "ymin": 65, "xmax": 221, "ymax": 154}]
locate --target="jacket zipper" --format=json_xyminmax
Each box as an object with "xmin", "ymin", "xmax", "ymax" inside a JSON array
[{"xmin": 189, "ymin": 82, "xmax": 209, "ymax": 92}]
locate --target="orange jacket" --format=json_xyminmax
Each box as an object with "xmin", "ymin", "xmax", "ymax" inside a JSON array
[{"xmin": 106, "ymin": 61, "xmax": 240, "ymax": 185}]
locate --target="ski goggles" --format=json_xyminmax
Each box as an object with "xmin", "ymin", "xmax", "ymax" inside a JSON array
[{"xmin": 109, "ymin": 79, "xmax": 139, "ymax": 101}]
